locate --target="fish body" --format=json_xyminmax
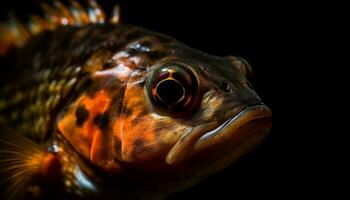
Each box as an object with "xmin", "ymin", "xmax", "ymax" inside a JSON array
[{"xmin": 0, "ymin": 1, "xmax": 272, "ymax": 199}]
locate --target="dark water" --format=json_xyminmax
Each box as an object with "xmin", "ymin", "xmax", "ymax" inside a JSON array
[{"xmin": 0, "ymin": 0, "xmax": 322, "ymax": 199}]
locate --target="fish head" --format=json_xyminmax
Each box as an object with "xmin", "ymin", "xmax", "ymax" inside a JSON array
[{"xmin": 56, "ymin": 27, "xmax": 271, "ymax": 183}]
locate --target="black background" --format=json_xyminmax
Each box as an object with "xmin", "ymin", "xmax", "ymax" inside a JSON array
[{"xmin": 0, "ymin": 0, "xmax": 336, "ymax": 199}]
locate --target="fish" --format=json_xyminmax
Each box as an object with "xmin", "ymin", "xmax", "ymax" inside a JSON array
[{"xmin": 0, "ymin": 1, "xmax": 272, "ymax": 199}]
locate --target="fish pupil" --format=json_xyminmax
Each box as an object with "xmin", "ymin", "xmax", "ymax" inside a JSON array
[{"xmin": 156, "ymin": 79, "xmax": 184, "ymax": 105}]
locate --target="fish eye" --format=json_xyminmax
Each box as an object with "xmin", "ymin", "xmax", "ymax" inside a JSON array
[{"xmin": 146, "ymin": 62, "xmax": 199, "ymax": 115}]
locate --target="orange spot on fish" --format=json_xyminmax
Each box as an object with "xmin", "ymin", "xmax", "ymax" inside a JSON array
[{"xmin": 58, "ymin": 90, "xmax": 120, "ymax": 172}]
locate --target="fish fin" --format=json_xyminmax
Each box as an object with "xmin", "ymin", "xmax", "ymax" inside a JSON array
[
  {"xmin": 110, "ymin": 4, "xmax": 121, "ymax": 24},
  {"xmin": 35, "ymin": 0, "xmax": 108, "ymax": 26},
  {"xmin": 0, "ymin": 0, "xmax": 120, "ymax": 56},
  {"xmin": 0, "ymin": 14, "xmax": 31, "ymax": 56},
  {"xmin": 0, "ymin": 122, "xmax": 46, "ymax": 200}
]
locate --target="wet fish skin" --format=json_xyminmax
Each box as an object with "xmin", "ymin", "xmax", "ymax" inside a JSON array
[{"xmin": 0, "ymin": 1, "xmax": 271, "ymax": 199}]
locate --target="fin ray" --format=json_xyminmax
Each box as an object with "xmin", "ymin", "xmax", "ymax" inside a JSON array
[
  {"xmin": 110, "ymin": 4, "xmax": 121, "ymax": 24},
  {"xmin": 0, "ymin": 123, "xmax": 45, "ymax": 200},
  {"xmin": 1, "ymin": 0, "xmax": 120, "ymax": 56}
]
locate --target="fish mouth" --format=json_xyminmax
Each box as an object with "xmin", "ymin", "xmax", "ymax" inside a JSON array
[{"xmin": 166, "ymin": 104, "xmax": 272, "ymax": 164}]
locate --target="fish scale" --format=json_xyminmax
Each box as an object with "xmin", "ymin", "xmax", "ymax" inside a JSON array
[{"xmin": 0, "ymin": 24, "xmax": 153, "ymax": 141}]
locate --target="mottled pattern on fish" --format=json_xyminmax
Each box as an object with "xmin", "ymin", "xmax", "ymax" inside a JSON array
[
  {"xmin": 0, "ymin": 24, "xmax": 174, "ymax": 142},
  {"xmin": 0, "ymin": 1, "xmax": 272, "ymax": 199}
]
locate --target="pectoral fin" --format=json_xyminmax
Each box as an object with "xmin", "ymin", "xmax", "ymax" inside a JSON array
[{"xmin": 0, "ymin": 123, "xmax": 59, "ymax": 199}]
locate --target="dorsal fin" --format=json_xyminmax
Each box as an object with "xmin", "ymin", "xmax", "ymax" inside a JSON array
[{"xmin": 0, "ymin": 0, "xmax": 121, "ymax": 56}]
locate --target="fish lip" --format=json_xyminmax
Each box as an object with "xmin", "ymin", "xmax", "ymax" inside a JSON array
[
  {"xmin": 194, "ymin": 104, "xmax": 272, "ymax": 151},
  {"xmin": 165, "ymin": 104, "xmax": 272, "ymax": 164}
]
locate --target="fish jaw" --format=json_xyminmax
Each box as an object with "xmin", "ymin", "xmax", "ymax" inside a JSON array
[
  {"xmin": 166, "ymin": 105, "xmax": 272, "ymax": 165},
  {"xmin": 195, "ymin": 105, "xmax": 272, "ymax": 150}
]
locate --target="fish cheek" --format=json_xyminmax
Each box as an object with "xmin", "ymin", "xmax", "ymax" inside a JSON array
[
  {"xmin": 117, "ymin": 114, "xmax": 179, "ymax": 163},
  {"xmin": 114, "ymin": 75, "xmax": 185, "ymax": 164},
  {"xmin": 115, "ymin": 82, "xmax": 164, "ymax": 162},
  {"xmin": 115, "ymin": 85, "xmax": 156, "ymax": 161}
]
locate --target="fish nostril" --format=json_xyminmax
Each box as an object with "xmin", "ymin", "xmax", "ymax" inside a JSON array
[{"xmin": 219, "ymin": 81, "xmax": 231, "ymax": 93}]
